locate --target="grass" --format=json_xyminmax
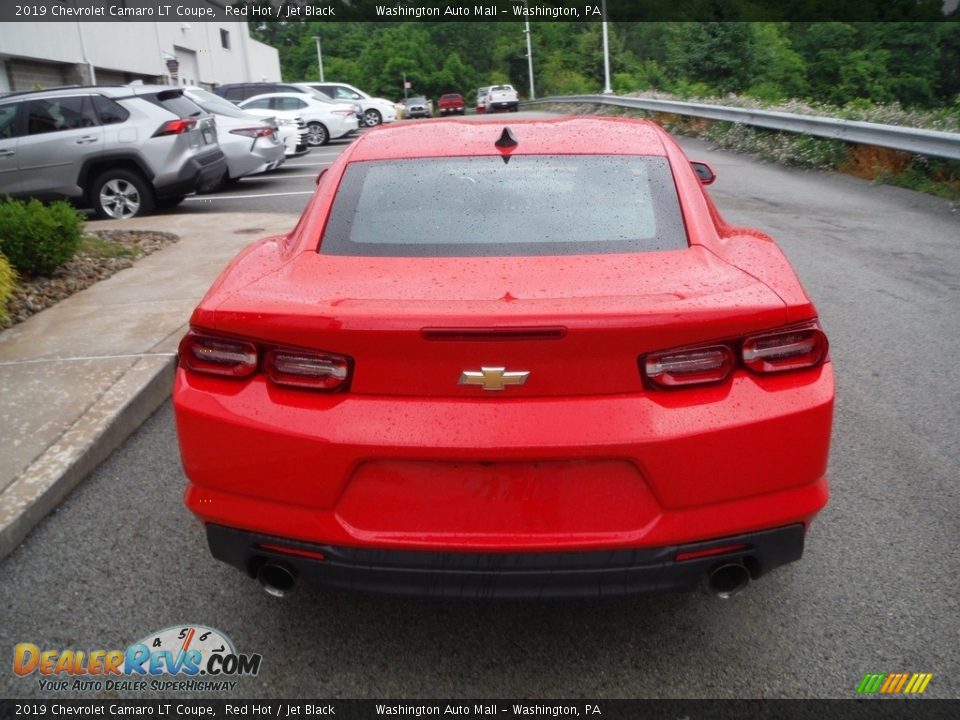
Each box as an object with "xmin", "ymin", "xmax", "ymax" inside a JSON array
[{"xmin": 78, "ymin": 235, "xmax": 142, "ymax": 259}]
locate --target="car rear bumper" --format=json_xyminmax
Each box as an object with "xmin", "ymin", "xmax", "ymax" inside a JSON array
[
  {"xmin": 206, "ymin": 522, "xmax": 806, "ymax": 598},
  {"xmin": 175, "ymin": 365, "xmax": 833, "ymax": 553},
  {"xmin": 157, "ymin": 149, "xmax": 227, "ymax": 197}
]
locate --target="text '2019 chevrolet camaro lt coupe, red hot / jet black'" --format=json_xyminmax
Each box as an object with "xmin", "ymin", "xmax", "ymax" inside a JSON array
[{"xmin": 173, "ymin": 116, "xmax": 834, "ymax": 600}]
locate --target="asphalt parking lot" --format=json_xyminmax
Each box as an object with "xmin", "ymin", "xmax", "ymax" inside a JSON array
[{"xmin": 177, "ymin": 139, "xmax": 354, "ymax": 216}]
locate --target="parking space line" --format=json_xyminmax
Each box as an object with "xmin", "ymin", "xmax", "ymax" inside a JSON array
[
  {"xmin": 278, "ymin": 162, "xmax": 335, "ymax": 168},
  {"xmin": 186, "ymin": 191, "xmax": 315, "ymax": 201},
  {"xmin": 247, "ymin": 174, "xmax": 323, "ymax": 180}
]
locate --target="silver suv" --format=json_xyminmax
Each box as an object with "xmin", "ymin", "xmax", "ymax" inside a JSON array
[{"xmin": 0, "ymin": 85, "xmax": 227, "ymax": 218}]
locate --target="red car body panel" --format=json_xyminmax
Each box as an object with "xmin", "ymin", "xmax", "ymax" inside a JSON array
[{"xmin": 174, "ymin": 116, "xmax": 833, "ymax": 596}]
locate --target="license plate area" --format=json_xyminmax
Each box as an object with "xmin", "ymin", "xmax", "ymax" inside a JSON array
[{"xmin": 336, "ymin": 459, "xmax": 660, "ymax": 546}]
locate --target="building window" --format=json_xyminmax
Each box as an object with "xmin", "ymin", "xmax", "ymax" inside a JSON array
[{"xmin": 220, "ymin": 29, "xmax": 230, "ymax": 50}]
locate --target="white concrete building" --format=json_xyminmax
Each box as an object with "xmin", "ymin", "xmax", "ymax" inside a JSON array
[{"xmin": 0, "ymin": 7, "xmax": 280, "ymax": 93}]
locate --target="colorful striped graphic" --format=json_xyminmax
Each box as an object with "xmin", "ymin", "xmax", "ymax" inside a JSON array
[{"xmin": 857, "ymin": 673, "xmax": 933, "ymax": 695}]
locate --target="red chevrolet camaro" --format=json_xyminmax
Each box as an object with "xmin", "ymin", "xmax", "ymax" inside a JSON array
[{"xmin": 173, "ymin": 116, "xmax": 833, "ymax": 599}]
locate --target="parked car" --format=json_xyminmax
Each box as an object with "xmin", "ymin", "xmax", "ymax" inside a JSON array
[
  {"xmin": 485, "ymin": 84, "xmax": 519, "ymax": 112},
  {"xmin": 437, "ymin": 93, "xmax": 465, "ymax": 116},
  {"xmin": 174, "ymin": 117, "xmax": 834, "ymax": 600},
  {"xmin": 304, "ymin": 82, "xmax": 397, "ymax": 127},
  {"xmin": 0, "ymin": 85, "xmax": 226, "ymax": 218},
  {"xmin": 215, "ymin": 82, "xmax": 316, "ymax": 103},
  {"xmin": 238, "ymin": 93, "xmax": 358, "ymax": 146},
  {"xmin": 273, "ymin": 118, "xmax": 311, "ymax": 159},
  {"xmin": 182, "ymin": 88, "xmax": 285, "ymax": 183},
  {"xmin": 214, "ymin": 81, "xmax": 362, "ymax": 122},
  {"xmin": 475, "ymin": 86, "xmax": 492, "ymax": 114},
  {"xmin": 402, "ymin": 96, "xmax": 430, "ymax": 119}
]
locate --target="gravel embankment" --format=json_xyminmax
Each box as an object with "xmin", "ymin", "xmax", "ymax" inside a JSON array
[{"xmin": 2, "ymin": 229, "xmax": 178, "ymax": 330}]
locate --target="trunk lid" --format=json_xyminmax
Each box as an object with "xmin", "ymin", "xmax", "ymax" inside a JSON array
[{"xmin": 211, "ymin": 247, "xmax": 787, "ymax": 397}]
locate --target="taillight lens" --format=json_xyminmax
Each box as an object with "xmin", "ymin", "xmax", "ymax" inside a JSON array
[
  {"xmin": 332, "ymin": 109, "xmax": 356, "ymax": 117},
  {"xmin": 644, "ymin": 345, "xmax": 734, "ymax": 389},
  {"xmin": 179, "ymin": 330, "xmax": 351, "ymax": 392},
  {"xmin": 264, "ymin": 349, "xmax": 350, "ymax": 391},
  {"xmin": 742, "ymin": 323, "xmax": 828, "ymax": 374},
  {"xmin": 230, "ymin": 127, "xmax": 274, "ymax": 139},
  {"xmin": 642, "ymin": 321, "xmax": 829, "ymax": 390},
  {"xmin": 179, "ymin": 332, "xmax": 257, "ymax": 378},
  {"xmin": 153, "ymin": 118, "xmax": 197, "ymax": 137}
]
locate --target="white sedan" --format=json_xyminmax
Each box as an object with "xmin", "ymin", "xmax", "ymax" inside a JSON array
[{"xmin": 239, "ymin": 93, "xmax": 359, "ymax": 147}]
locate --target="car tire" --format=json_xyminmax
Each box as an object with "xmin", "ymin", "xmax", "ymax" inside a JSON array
[
  {"xmin": 155, "ymin": 195, "xmax": 186, "ymax": 210},
  {"xmin": 363, "ymin": 109, "xmax": 382, "ymax": 127},
  {"xmin": 306, "ymin": 122, "xmax": 329, "ymax": 147},
  {"xmin": 90, "ymin": 169, "xmax": 155, "ymax": 220}
]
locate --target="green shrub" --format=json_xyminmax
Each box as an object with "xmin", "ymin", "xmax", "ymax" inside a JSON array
[
  {"xmin": 0, "ymin": 250, "xmax": 16, "ymax": 326},
  {"xmin": 0, "ymin": 198, "xmax": 84, "ymax": 275}
]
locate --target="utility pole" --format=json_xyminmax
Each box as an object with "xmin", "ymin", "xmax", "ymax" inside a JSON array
[
  {"xmin": 601, "ymin": 0, "xmax": 612, "ymax": 94},
  {"xmin": 312, "ymin": 36, "xmax": 324, "ymax": 82},
  {"xmin": 523, "ymin": 2, "xmax": 535, "ymax": 100}
]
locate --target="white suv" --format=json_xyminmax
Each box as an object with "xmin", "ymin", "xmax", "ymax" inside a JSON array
[{"xmin": 304, "ymin": 83, "xmax": 397, "ymax": 127}]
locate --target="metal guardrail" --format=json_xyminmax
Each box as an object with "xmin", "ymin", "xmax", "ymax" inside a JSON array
[{"xmin": 522, "ymin": 95, "xmax": 960, "ymax": 161}]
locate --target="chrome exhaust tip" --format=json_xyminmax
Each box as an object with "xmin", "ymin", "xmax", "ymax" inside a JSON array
[
  {"xmin": 256, "ymin": 563, "xmax": 297, "ymax": 598},
  {"xmin": 707, "ymin": 563, "xmax": 751, "ymax": 599}
]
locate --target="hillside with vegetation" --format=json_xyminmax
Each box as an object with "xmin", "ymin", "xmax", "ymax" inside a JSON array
[{"xmin": 253, "ymin": 21, "xmax": 960, "ymax": 112}]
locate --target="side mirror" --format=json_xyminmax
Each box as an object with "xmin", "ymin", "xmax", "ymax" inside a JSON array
[
  {"xmin": 690, "ymin": 161, "xmax": 716, "ymax": 185},
  {"xmin": 315, "ymin": 168, "xmax": 327, "ymax": 186}
]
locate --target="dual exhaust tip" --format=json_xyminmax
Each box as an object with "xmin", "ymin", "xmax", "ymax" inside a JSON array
[
  {"xmin": 255, "ymin": 559, "xmax": 751, "ymax": 600},
  {"xmin": 706, "ymin": 563, "xmax": 751, "ymax": 599},
  {"xmin": 256, "ymin": 562, "xmax": 297, "ymax": 598}
]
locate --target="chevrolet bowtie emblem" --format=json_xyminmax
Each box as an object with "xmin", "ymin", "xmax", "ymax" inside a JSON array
[{"xmin": 458, "ymin": 366, "xmax": 530, "ymax": 391}]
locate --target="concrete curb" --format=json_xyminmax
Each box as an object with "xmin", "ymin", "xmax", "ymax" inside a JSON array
[{"xmin": 0, "ymin": 344, "xmax": 179, "ymax": 560}]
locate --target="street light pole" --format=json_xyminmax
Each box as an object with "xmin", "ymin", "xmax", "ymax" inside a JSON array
[
  {"xmin": 312, "ymin": 36, "xmax": 324, "ymax": 83},
  {"xmin": 523, "ymin": 4, "xmax": 535, "ymax": 100},
  {"xmin": 601, "ymin": 0, "xmax": 612, "ymax": 94}
]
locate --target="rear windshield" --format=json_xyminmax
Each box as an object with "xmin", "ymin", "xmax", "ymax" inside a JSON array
[{"xmin": 319, "ymin": 155, "xmax": 688, "ymax": 257}]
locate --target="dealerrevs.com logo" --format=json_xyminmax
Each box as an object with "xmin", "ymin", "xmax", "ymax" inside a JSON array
[{"xmin": 13, "ymin": 625, "xmax": 262, "ymax": 692}]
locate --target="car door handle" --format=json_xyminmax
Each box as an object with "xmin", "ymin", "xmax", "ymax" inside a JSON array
[
  {"xmin": 0, "ymin": 149, "xmax": 14, "ymax": 157},
  {"xmin": 75, "ymin": 136, "xmax": 99, "ymax": 144}
]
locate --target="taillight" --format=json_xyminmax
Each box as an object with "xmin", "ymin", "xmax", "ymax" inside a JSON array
[
  {"xmin": 230, "ymin": 127, "xmax": 274, "ymax": 139},
  {"xmin": 179, "ymin": 332, "xmax": 257, "ymax": 378},
  {"xmin": 742, "ymin": 322, "xmax": 828, "ymax": 374},
  {"xmin": 644, "ymin": 345, "xmax": 734, "ymax": 389},
  {"xmin": 332, "ymin": 109, "xmax": 355, "ymax": 117},
  {"xmin": 641, "ymin": 320, "xmax": 829, "ymax": 390},
  {"xmin": 153, "ymin": 118, "xmax": 197, "ymax": 137},
  {"xmin": 178, "ymin": 330, "xmax": 351, "ymax": 392},
  {"xmin": 264, "ymin": 348, "xmax": 350, "ymax": 391}
]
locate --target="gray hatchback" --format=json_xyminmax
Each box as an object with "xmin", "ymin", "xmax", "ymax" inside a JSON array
[{"xmin": 0, "ymin": 85, "xmax": 227, "ymax": 218}]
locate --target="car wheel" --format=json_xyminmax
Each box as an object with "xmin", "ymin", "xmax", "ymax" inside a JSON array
[
  {"xmin": 91, "ymin": 169, "xmax": 154, "ymax": 220},
  {"xmin": 306, "ymin": 122, "xmax": 329, "ymax": 146},
  {"xmin": 155, "ymin": 195, "xmax": 186, "ymax": 210},
  {"xmin": 363, "ymin": 109, "xmax": 382, "ymax": 127}
]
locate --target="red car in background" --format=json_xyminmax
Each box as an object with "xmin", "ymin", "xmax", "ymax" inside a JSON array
[
  {"xmin": 174, "ymin": 117, "xmax": 833, "ymax": 600},
  {"xmin": 438, "ymin": 93, "xmax": 466, "ymax": 116}
]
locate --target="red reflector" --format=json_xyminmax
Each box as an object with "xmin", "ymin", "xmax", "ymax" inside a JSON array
[
  {"xmin": 675, "ymin": 543, "xmax": 747, "ymax": 562},
  {"xmin": 178, "ymin": 331, "xmax": 257, "ymax": 378},
  {"xmin": 742, "ymin": 322, "xmax": 828, "ymax": 374},
  {"xmin": 644, "ymin": 345, "xmax": 734, "ymax": 388},
  {"xmin": 153, "ymin": 118, "xmax": 198, "ymax": 137},
  {"xmin": 264, "ymin": 349, "xmax": 350, "ymax": 391},
  {"xmin": 257, "ymin": 543, "xmax": 326, "ymax": 561}
]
